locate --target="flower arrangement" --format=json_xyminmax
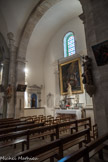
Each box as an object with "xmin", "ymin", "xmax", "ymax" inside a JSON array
[{"xmin": 66, "ymin": 104, "xmax": 70, "ymax": 108}]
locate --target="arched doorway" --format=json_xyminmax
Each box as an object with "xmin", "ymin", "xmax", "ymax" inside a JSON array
[{"xmin": 31, "ymin": 93, "xmax": 37, "ymax": 108}]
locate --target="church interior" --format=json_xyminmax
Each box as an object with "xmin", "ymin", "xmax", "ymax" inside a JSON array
[{"xmin": 0, "ymin": 0, "xmax": 108, "ymax": 161}]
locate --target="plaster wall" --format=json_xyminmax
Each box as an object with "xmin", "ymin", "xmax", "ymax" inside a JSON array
[
  {"xmin": 24, "ymin": 108, "xmax": 45, "ymax": 117},
  {"xmin": 44, "ymin": 17, "xmax": 92, "ymax": 115}
]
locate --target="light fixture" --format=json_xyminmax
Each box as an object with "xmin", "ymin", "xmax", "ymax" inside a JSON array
[{"xmin": 24, "ymin": 68, "xmax": 28, "ymax": 73}]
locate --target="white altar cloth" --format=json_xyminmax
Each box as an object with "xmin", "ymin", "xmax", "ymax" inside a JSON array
[{"xmin": 55, "ymin": 109, "xmax": 81, "ymax": 119}]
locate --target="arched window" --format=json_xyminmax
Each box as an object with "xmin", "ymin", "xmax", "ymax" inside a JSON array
[{"xmin": 64, "ymin": 32, "xmax": 75, "ymax": 57}]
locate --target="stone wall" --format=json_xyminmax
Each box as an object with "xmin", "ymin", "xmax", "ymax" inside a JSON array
[{"xmin": 79, "ymin": 0, "xmax": 108, "ymax": 136}]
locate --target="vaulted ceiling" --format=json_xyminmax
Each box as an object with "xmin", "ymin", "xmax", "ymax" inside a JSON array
[
  {"xmin": 0, "ymin": 0, "xmax": 82, "ymax": 54},
  {"xmin": 0, "ymin": 0, "xmax": 83, "ymax": 85},
  {"xmin": 27, "ymin": 0, "xmax": 82, "ymax": 61}
]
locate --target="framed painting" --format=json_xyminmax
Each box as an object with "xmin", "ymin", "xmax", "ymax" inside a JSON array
[
  {"xmin": 59, "ymin": 58, "xmax": 83, "ymax": 95},
  {"xmin": 92, "ymin": 40, "xmax": 108, "ymax": 66}
]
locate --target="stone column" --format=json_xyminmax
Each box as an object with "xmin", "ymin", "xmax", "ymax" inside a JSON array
[
  {"xmin": 15, "ymin": 56, "xmax": 26, "ymax": 118},
  {"xmin": 2, "ymin": 59, "xmax": 9, "ymax": 118},
  {"xmin": 7, "ymin": 32, "xmax": 17, "ymax": 118},
  {"xmin": 54, "ymin": 61, "xmax": 60, "ymax": 107},
  {"xmin": 79, "ymin": 0, "xmax": 108, "ymax": 136}
]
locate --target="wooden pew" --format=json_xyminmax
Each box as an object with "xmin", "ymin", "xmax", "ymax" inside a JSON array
[
  {"xmin": 28, "ymin": 125, "xmax": 57, "ymax": 145},
  {"xmin": 0, "ymin": 121, "xmax": 34, "ymax": 129},
  {"xmin": 0, "ymin": 118, "xmax": 13, "ymax": 122},
  {"xmin": 15, "ymin": 139, "xmax": 61, "ymax": 162},
  {"xmin": 90, "ymin": 124, "xmax": 98, "ymax": 140},
  {"xmin": 57, "ymin": 120, "xmax": 77, "ymax": 136},
  {"xmin": 0, "ymin": 120, "xmax": 76, "ymax": 136},
  {"xmin": 0, "ymin": 118, "xmax": 92, "ymax": 137},
  {"xmin": 7, "ymin": 129, "xmax": 90, "ymax": 162},
  {"xmin": 16, "ymin": 122, "xmax": 45, "ymax": 131},
  {"xmin": 0, "ymin": 122, "xmax": 44, "ymax": 135},
  {"xmin": 0, "ymin": 130, "xmax": 29, "ymax": 151},
  {"xmin": 0, "ymin": 126, "xmax": 16, "ymax": 134},
  {"xmin": 76, "ymin": 117, "xmax": 91, "ymax": 131},
  {"xmin": 60, "ymin": 128, "xmax": 90, "ymax": 157},
  {"xmin": 0, "ymin": 119, "xmax": 21, "ymax": 125},
  {"xmin": 58, "ymin": 147, "xmax": 87, "ymax": 162},
  {"xmin": 84, "ymin": 132, "xmax": 108, "ymax": 161},
  {"xmin": 0, "ymin": 124, "xmax": 56, "ymax": 152},
  {"xmin": 51, "ymin": 117, "xmax": 91, "ymax": 137},
  {"xmin": 58, "ymin": 132, "xmax": 108, "ymax": 162}
]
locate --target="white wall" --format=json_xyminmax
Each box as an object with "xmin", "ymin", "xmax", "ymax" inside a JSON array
[{"xmin": 44, "ymin": 17, "xmax": 90, "ymax": 115}]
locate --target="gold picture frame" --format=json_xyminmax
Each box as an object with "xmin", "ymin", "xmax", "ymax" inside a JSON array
[{"xmin": 60, "ymin": 58, "xmax": 83, "ymax": 95}]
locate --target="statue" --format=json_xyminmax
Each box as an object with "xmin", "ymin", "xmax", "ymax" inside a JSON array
[
  {"xmin": 82, "ymin": 56, "xmax": 96, "ymax": 97},
  {"xmin": 67, "ymin": 82, "xmax": 72, "ymax": 96},
  {"xmin": 31, "ymin": 96, "xmax": 36, "ymax": 107},
  {"xmin": 5, "ymin": 84, "xmax": 12, "ymax": 102}
]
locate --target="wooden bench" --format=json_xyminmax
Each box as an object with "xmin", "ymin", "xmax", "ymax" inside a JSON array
[
  {"xmin": 28, "ymin": 124, "xmax": 58, "ymax": 144},
  {"xmin": 14, "ymin": 139, "xmax": 61, "ymax": 162},
  {"xmin": 0, "ymin": 119, "xmax": 20, "ymax": 125},
  {"xmin": 0, "ymin": 120, "xmax": 34, "ymax": 129},
  {"xmin": 16, "ymin": 122, "xmax": 45, "ymax": 131},
  {"xmin": 7, "ymin": 129, "xmax": 90, "ymax": 162},
  {"xmin": 57, "ymin": 120, "xmax": 77, "ymax": 136},
  {"xmin": 58, "ymin": 147, "xmax": 87, "ymax": 162},
  {"xmin": 0, "ymin": 130, "xmax": 29, "ymax": 152},
  {"xmin": 0, "ymin": 118, "xmax": 13, "ymax": 122},
  {"xmin": 58, "ymin": 132, "xmax": 108, "ymax": 162},
  {"xmin": 0, "ymin": 122, "xmax": 44, "ymax": 135},
  {"xmin": 0, "ymin": 126, "xmax": 16, "ymax": 134},
  {"xmin": 61, "ymin": 128, "xmax": 90, "ymax": 155},
  {"xmin": 84, "ymin": 133, "xmax": 108, "ymax": 161},
  {"xmin": 76, "ymin": 117, "xmax": 91, "ymax": 131},
  {"xmin": 90, "ymin": 124, "xmax": 98, "ymax": 140},
  {"xmin": 0, "ymin": 124, "xmax": 57, "ymax": 152},
  {"xmin": 53, "ymin": 117, "xmax": 91, "ymax": 136}
]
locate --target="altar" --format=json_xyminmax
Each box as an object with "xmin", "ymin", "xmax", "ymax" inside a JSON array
[{"xmin": 55, "ymin": 109, "xmax": 81, "ymax": 119}]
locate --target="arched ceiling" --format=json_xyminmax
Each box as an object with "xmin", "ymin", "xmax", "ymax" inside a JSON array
[
  {"xmin": 0, "ymin": 0, "xmax": 82, "ymax": 60},
  {"xmin": 0, "ymin": 0, "xmax": 83, "ymax": 85},
  {"xmin": 26, "ymin": 0, "xmax": 82, "ymax": 63},
  {"xmin": 0, "ymin": 0, "xmax": 40, "ymax": 42}
]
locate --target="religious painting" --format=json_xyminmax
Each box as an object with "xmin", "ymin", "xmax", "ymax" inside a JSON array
[
  {"xmin": 92, "ymin": 40, "xmax": 108, "ymax": 66},
  {"xmin": 31, "ymin": 93, "xmax": 37, "ymax": 108},
  {"xmin": 16, "ymin": 84, "xmax": 27, "ymax": 92},
  {"xmin": 59, "ymin": 58, "xmax": 83, "ymax": 95}
]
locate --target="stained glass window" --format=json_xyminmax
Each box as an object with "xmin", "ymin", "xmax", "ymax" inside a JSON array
[{"xmin": 64, "ymin": 32, "xmax": 75, "ymax": 57}]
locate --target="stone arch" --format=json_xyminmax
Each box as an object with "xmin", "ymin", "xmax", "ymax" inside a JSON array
[
  {"xmin": 16, "ymin": 0, "xmax": 63, "ymax": 84},
  {"xmin": 17, "ymin": 0, "xmax": 62, "ymax": 62},
  {"xmin": 15, "ymin": 0, "xmax": 63, "ymax": 117}
]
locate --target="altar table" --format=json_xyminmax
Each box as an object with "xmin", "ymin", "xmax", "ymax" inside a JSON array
[{"xmin": 55, "ymin": 109, "xmax": 81, "ymax": 119}]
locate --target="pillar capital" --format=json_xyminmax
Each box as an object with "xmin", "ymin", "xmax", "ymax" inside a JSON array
[
  {"xmin": 7, "ymin": 32, "xmax": 14, "ymax": 40},
  {"xmin": 7, "ymin": 32, "xmax": 15, "ymax": 48}
]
